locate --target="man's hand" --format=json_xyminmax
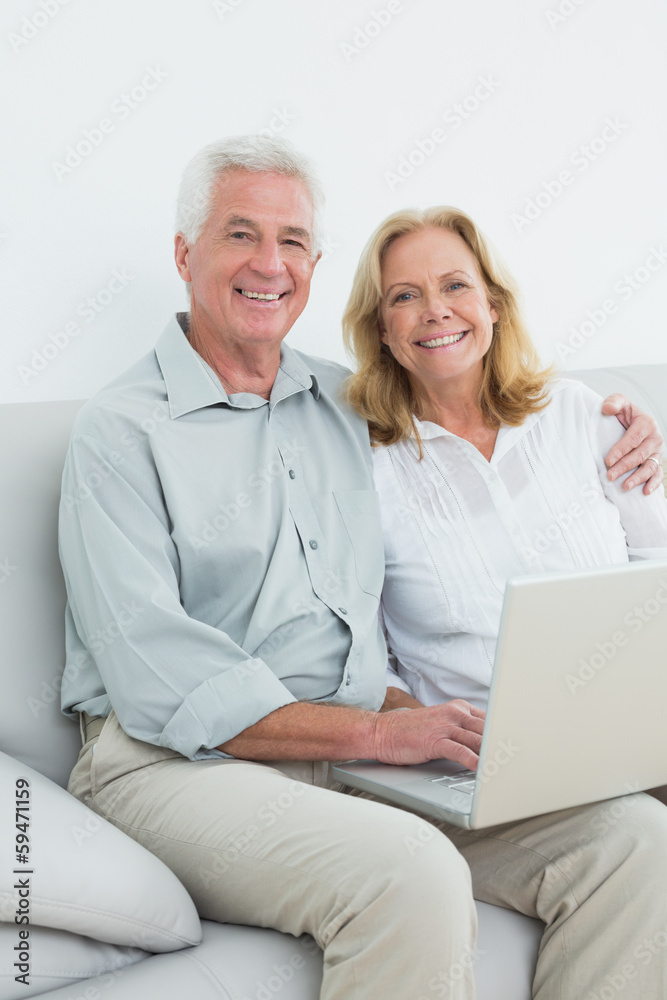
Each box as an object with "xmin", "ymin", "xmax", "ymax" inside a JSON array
[
  {"xmin": 371, "ymin": 699, "xmax": 486, "ymax": 771},
  {"xmin": 602, "ymin": 394, "xmax": 664, "ymax": 494}
]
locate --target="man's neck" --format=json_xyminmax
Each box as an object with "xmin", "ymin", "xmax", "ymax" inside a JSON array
[{"xmin": 186, "ymin": 312, "xmax": 281, "ymax": 400}]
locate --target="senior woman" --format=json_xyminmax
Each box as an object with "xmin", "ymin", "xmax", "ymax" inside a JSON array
[{"xmin": 342, "ymin": 207, "xmax": 667, "ymax": 1000}]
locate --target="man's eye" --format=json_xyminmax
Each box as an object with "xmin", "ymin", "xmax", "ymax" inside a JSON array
[
  {"xmin": 284, "ymin": 239, "xmax": 306, "ymax": 249},
  {"xmin": 230, "ymin": 231, "xmax": 250, "ymax": 240}
]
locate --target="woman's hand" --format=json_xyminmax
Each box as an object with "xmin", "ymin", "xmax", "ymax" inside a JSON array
[
  {"xmin": 380, "ymin": 686, "xmax": 425, "ymax": 711},
  {"xmin": 371, "ymin": 699, "xmax": 486, "ymax": 771},
  {"xmin": 602, "ymin": 395, "xmax": 664, "ymax": 494}
]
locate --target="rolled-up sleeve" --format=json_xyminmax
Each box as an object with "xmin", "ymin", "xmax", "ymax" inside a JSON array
[{"xmin": 60, "ymin": 431, "xmax": 296, "ymax": 759}]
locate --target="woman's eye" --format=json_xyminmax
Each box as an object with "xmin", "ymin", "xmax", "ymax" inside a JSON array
[
  {"xmin": 447, "ymin": 282, "xmax": 465, "ymax": 291},
  {"xmin": 394, "ymin": 292, "xmax": 413, "ymax": 302}
]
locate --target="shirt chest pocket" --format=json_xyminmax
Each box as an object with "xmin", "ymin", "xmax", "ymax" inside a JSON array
[{"xmin": 333, "ymin": 490, "xmax": 385, "ymax": 598}]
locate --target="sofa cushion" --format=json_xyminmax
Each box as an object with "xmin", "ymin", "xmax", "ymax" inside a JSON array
[
  {"xmin": 3, "ymin": 922, "xmax": 325, "ymax": 1000},
  {"xmin": 0, "ymin": 925, "xmax": 147, "ymax": 1000},
  {"xmin": 0, "ymin": 752, "xmax": 201, "ymax": 953},
  {"xmin": 0, "ymin": 909, "xmax": 541, "ymax": 1000}
]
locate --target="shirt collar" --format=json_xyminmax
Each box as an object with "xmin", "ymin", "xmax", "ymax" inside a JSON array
[
  {"xmin": 155, "ymin": 313, "xmax": 320, "ymax": 419},
  {"xmin": 411, "ymin": 379, "xmax": 561, "ymax": 443},
  {"xmin": 411, "ymin": 416, "xmax": 456, "ymax": 441},
  {"xmin": 412, "ymin": 392, "xmax": 558, "ymax": 454}
]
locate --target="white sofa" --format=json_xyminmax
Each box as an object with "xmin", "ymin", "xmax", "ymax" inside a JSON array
[{"xmin": 1, "ymin": 364, "xmax": 665, "ymax": 1000}]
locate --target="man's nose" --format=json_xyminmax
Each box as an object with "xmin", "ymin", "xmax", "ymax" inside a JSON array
[{"xmin": 249, "ymin": 239, "xmax": 285, "ymax": 277}]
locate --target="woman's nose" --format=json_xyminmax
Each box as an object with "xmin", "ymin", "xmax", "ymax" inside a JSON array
[{"xmin": 422, "ymin": 294, "xmax": 453, "ymax": 322}]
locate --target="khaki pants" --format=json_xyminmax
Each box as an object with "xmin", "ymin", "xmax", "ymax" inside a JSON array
[
  {"xmin": 70, "ymin": 712, "xmax": 667, "ymax": 1000},
  {"xmin": 70, "ymin": 712, "xmax": 477, "ymax": 999}
]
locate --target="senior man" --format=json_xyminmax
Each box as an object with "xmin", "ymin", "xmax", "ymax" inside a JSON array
[{"xmin": 61, "ymin": 135, "xmax": 665, "ymax": 1000}]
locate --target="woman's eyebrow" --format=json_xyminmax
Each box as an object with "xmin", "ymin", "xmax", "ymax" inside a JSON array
[{"xmin": 384, "ymin": 270, "xmax": 474, "ymax": 296}]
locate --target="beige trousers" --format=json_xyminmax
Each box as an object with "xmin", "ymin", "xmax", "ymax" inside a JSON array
[
  {"xmin": 70, "ymin": 712, "xmax": 477, "ymax": 999},
  {"xmin": 69, "ymin": 712, "xmax": 667, "ymax": 1000}
]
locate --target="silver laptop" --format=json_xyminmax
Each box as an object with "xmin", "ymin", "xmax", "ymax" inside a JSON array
[{"xmin": 333, "ymin": 560, "xmax": 667, "ymax": 829}]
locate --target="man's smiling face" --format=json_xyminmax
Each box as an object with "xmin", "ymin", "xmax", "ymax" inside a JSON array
[{"xmin": 175, "ymin": 169, "xmax": 320, "ymax": 352}]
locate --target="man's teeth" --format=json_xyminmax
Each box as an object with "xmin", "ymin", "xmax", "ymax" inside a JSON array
[
  {"xmin": 419, "ymin": 332, "xmax": 466, "ymax": 348},
  {"xmin": 240, "ymin": 289, "xmax": 281, "ymax": 300}
]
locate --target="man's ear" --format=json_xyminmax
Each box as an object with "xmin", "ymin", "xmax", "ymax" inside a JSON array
[{"xmin": 174, "ymin": 233, "xmax": 192, "ymax": 282}]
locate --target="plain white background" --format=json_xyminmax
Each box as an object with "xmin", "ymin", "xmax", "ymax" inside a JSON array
[{"xmin": 2, "ymin": 0, "xmax": 666, "ymax": 403}]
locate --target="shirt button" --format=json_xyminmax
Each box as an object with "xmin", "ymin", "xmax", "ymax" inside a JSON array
[
  {"xmin": 346, "ymin": 675, "xmax": 351, "ymax": 685},
  {"xmin": 288, "ymin": 469, "xmax": 296, "ymax": 479},
  {"xmin": 309, "ymin": 540, "xmax": 318, "ymax": 550},
  {"xmin": 338, "ymin": 607, "xmax": 348, "ymax": 615}
]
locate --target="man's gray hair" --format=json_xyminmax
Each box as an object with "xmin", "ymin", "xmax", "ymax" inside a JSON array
[{"xmin": 175, "ymin": 134, "xmax": 324, "ymax": 258}]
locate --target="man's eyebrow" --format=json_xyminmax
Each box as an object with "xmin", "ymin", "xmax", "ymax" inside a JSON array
[
  {"xmin": 217, "ymin": 219, "xmax": 311, "ymax": 241},
  {"xmin": 384, "ymin": 270, "xmax": 474, "ymax": 297},
  {"xmin": 280, "ymin": 225, "xmax": 311, "ymax": 241},
  {"xmin": 223, "ymin": 215, "xmax": 259, "ymax": 230}
]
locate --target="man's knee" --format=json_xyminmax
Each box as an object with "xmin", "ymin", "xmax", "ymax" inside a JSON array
[
  {"xmin": 604, "ymin": 792, "xmax": 667, "ymax": 864},
  {"xmin": 588, "ymin": 792, "xmax": 667, "ymax": 842},
  {"xmin": 551, "ymin": 792, "xmax": 667, "ymax": 889},
  {"xmin": 348, "ymin": 803, "xmax": 473, "ymax": 902},
  {"xmin": 398, "ymin": 815, "xmax": 474, "ymax": 907}
]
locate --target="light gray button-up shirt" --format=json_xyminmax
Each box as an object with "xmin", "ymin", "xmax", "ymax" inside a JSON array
[{"xmin": 59, "ymin": 314, "xmax": 386, "ymax": 759}]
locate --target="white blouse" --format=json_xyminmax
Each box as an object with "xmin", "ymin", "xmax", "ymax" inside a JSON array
[{"xmin": 373, "ymin": 379, "xmax": 667, "ymax": 710}]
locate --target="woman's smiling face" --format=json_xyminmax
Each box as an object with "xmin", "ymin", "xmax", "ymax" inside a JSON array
[{"xmin": 379, "ymin": 226, "xmax": 498, "ymax": 396}]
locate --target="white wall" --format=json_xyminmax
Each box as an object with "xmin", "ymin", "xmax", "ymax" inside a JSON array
[{"xmin": 2, "ymin": 0, "xmax": 666, "ymax": 404}]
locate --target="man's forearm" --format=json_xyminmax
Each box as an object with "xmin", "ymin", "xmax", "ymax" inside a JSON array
[
  {"xmin": 218, "ymin": 696, "xmax": 486, "ymax": 771},
  {"xmin": 218, "ymin": 701, "xmax": 379, "ymax": 761}
]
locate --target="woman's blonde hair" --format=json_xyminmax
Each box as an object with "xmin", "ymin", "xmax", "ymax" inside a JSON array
[{"xmin": 342, "ymin": 206, "xmax": 553, "ymax": 449}]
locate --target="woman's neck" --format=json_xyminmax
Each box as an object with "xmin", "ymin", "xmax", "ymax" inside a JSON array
[{"xmin": 414, "ymin": 375, "xmax": 499, "ymax": 461}]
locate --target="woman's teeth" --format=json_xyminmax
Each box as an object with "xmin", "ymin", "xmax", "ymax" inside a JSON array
[{"xmin": 418, "ymin": 332, "xmax": 466, "ymax": 348}]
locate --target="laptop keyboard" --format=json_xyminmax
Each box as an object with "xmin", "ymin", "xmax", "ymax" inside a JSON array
[{"xmin": 425, "ymin": 769, "xmax": 477, "ymax": 796}]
